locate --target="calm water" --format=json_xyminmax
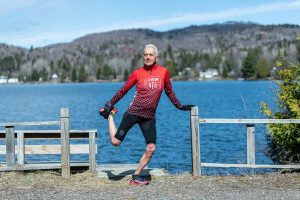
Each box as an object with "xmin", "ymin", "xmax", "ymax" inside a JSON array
[{"xmin": 0, "ymin": 81, "xmax": 277, "ymax": 174}]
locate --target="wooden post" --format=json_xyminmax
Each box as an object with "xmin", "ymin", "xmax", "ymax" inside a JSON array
[
  {"xmin": 190, "ymin": 106, "xmax": 200, "ymax": 176},
  {"xmin": 5, "ymin": 126, "xmax": 15, "ymax": 167},
  {"xmin": 60, "ymin": 108, "xmax": 70, "ymax": 178},
  {"xmin": 89, "ymin": 131, "xmax": 96, "ymax": 173},
  {"xmin": 17, "ymin": 131, "xmax": 25, "ymax": 165},
  {"xmin": 246, "ymin": 124, "xmax": 255, "ymax": 165}
]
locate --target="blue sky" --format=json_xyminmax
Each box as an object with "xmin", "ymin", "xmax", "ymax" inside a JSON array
[{"xmin": 1, "ymin": 0, "xmax": 300, "ymax": 48}]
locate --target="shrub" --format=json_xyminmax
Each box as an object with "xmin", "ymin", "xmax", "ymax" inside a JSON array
[{"xmin": 261, "ymin": 59, "xmax": 300, "ymax": 164}]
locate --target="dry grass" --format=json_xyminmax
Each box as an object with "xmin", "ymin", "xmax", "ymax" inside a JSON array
[
  {"xmin": 0, "ymin": 170, "xmax": 299, "ymax": 189},
  {"xmin": 0, "ymin": 170, "xmax": 125, "ymax": 190},
  {"xmin": 0, "ymin": 171, "xmax": 299, "ymax": 199}
]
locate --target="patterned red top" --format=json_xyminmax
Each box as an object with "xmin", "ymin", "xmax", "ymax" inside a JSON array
[{"xmin": 109, "ymin": 64, "xmax": 183, "ymax": 119}]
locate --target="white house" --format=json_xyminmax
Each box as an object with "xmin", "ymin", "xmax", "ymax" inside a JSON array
[
  {"xmin": 0, "ymin": 76, "xmax": 8, "ymax": 84},
  {"xmin": 51, "ymin": 74, "xmax": 59, "ymax": 83},
  {"xmin": 199, "ymin": 69, "xmax": 219, "ymax": 80},
  {"xmin": 8, "ymin": 78, "xmax": 19, "ymax": 84}
]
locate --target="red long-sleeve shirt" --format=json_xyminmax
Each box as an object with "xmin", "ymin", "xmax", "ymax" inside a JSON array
[{"xmin": 109, "ymin": 64, "xmax": 183, "ymax": 119}]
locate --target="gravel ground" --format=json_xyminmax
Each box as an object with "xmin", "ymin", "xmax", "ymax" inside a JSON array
[{"xmin": 0, "ymin": 171, "xmax": 299, "ymax": 200}]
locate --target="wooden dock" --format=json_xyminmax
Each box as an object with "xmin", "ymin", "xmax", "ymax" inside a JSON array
[{"xmin": 96, "ymin": 164, "xmax": 168, "ymax": 179}]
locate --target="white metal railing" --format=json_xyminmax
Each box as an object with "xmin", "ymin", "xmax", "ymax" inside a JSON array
[{"xmin": 190, "ymin": 106, "xmax": 300, "ymax": 176}]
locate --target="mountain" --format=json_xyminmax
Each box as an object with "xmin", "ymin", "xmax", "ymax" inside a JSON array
[{"xmin": 0, "ymin": 22, "xmax": 299, "ymax": 82}]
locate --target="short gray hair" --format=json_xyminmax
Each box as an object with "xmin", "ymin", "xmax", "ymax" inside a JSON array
[{"xmin": 143, "ymin": 44, "xmax": 159, "ymax": 56}]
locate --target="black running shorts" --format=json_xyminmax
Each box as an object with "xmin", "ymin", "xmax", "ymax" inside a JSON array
[{"xmin": 114, "ymin": 112, "xmax": 156, "ymax": 144}]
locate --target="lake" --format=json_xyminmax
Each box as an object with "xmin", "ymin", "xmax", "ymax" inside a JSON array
[{"xmin": 0, "ymin": 81, "xmax": 278, "ymax": 174}]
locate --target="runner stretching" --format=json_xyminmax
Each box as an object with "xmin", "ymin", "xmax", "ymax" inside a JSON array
[{"xmin": 99, "ymin": 44, "xmax": 193, "ymax": 185}]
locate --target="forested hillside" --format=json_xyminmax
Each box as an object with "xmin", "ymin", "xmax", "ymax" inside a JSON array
[{"xmin": 0, "ymin": 22, "xmax": 299, "ymax": 83}]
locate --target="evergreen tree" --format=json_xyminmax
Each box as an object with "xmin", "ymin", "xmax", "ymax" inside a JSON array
[
  {"xmin": 165, "ymin": 60, "xmax": 177, "ymax": 77},
  {"xmin": 209, "ymin": 53, "xmax": 222, "ymax": 69},
  {"xmin": 41, "ymin": 68, "xmax": 48, "ymax": 82},
  {"xmin": 103, "ymin": 64, "xmax": 113, "ymax": 79},
  {"xmin": 50, "ymin": 60, "xmax": 54, "ymax": 72},
  {"xmin": 71, "ymin": 67, "xmax": 77, "ymax": 82},
  {"xmin": 167, "ymin": 44, "xmax": 174, "ymax": 60},
  {"xmin": 123, "ymin": 69, "xmax": 129, "ymax": 81},
  {"xmin": 162, "ymin": 51, "xmax": 167, "ymax": 60},
  {"xmin": 78, "ymin": 65, "xmax": 87, "ymax": 82},
  {"xmin": 112, "ymin": 69, "xmax": 117, "ymax": 79},
  {"xmin": 59, "ymin": 57, "xmax": 72, "ymax": 82},
  {"xmin": 179, "ymin": 50, "xmax": 193, "ymax": 70},
  {"xmin": 0, "ymin": 56, "xmax": 15, "ymax": 75},
  {"xmin": 14, "ymin": 53, "xmax": 22, "ymax": 70},
  {"xmin": 96, "ymin": 67, "xmax": 102, "ymax": 80},
  {"xmin": 223, "ymin": 57, "xmax": 235, "ymax": 78},
  {"xmin": 242, "ymin": 49, "xmax": 259, "ymax": 79},
  {"xmin": 130, "ymin": 54, "xmax": 141, "ymax": 72},
  {"xmin": 31, "ymin": 69, "xmax": 40, "ymax": 81}
]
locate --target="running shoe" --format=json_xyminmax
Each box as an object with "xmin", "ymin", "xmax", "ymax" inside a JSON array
[{"xmin": 128, "ymin": 175, "xmax": 149, "ymax": 186}]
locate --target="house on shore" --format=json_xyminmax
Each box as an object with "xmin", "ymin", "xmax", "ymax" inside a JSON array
[
  {"xmin": 199, "ymin": 69, "xmax": 220, "ymax": 80},
  {"xmin": 0, "ymin": 76, "xmax": 20, "ymax": 84},
  {"xmin": 0, "ymin": 76, "xmax": 7, "ymax": 84}
]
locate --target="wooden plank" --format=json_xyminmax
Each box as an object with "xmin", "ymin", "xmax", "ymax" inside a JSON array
[
  {"xmin": 190, "ymin": 106, "xmax": 200, "ymax": 176},
  {"xmin": 98, "ymin": 164, "xmax": 142, "ymax": 169},
  {"xmin": 199, "ymin": 118, "xmax": 300, "ymax": 124},
  {"xmin": 246, "ymin": 124, "xmax": 255, "ymax": 165},
  {"xmin": 0, "ymin": 130, "xmax": 97, "ymax": 139},
  {"xmin": 5, "ymin": 126, "xmax": 15, "ymax": 167},
  {"xmin": 89, "ymin": 131, "xmax": 96, "ymax": 173},
  {"xmin": 25, "ymin": 144, "xmax": 92, "ymax": 154},
  {"xmin": 0, "ymin": 144, "xmax": 97, "ymax": 154},
  {"xmin": 0, "ymin": 162, "xmax": 89, "ymax": 171},
  {"xmin": 0, "ymin": 121, "xmax": 60, "ymax": 127},
  {"xmin": 60, "ymin": 108, "xmax": 70, "ymax": 178},
  {"xmin": 201, "ymin": 163, "xmax": 300, "ymax": 169},
  {"xmin": 17, "ymin": 131, "xmax": 25, "ymax": 165}
]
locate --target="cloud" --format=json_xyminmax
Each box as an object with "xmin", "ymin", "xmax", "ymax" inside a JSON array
[
  {"xmin": 115, "ymin": 0, "xmax": 300, "ymax": 29},
  {"xmin": 5, "ymin": 0, "xmax": 300, "ymax": 48},
  {"xmin": 0, "ymin": 21, "xmax": 40, "ymax": 32},
  {"xmin": 10, "ymin": 30, "xmax": 88, "ymax": 48}
]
